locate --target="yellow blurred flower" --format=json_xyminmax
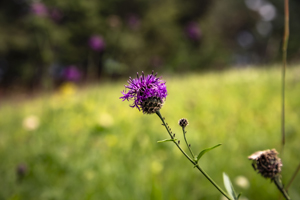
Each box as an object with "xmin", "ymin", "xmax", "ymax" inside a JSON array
[
  {"xmin": 58, "ymin": 82, "xmax": 77, "ymax": 96},
  {"xmin": 98, "ymin": 113, "xmax": 114, "ymax": 128},
  {"xmin": 151, "ymin": 161, "xmax": 163, "ymax": 174}
]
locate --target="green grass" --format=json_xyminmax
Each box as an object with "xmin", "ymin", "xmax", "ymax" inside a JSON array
[{"xmin": 1, "ymin": 65, "xmax": 300, "ymax": 200}]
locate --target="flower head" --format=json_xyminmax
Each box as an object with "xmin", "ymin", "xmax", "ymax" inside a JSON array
[
  {"xmin": 178, "ymin": 118, "xmax": 189, "ymax": 128},
  {"xmin": 63, "ymin": 65, "xmax": 81, "ymax": 81},
  {"xmin": 127, "ymin": 14, "xmax": 140, "ymax": 30},
  {"xmin": 185, "ymin": 21, "xmax": 202, "ymax": 41},
  {"xmin": 88, "ymin": 35, "xmax": 105, "ymax": 52},
  {"xmin": 120, "ymin": 71, "xmax": 167, "ymax": 114},
  {"xmin": 50, "ymin": 8, "xmax": 63, "ymax": 22},
  {"xmin": 30, "ymin": 2, "xmax": 48, "ymax": 17},
  {"xmin": 22, "ymin": 115, "xmax": 40, "ymax": 131},
  {"xmin": 248, "ymin": 149, "xmax": 282, "ymax": 180}
]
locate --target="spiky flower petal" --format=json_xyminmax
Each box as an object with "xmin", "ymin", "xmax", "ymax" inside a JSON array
[{"xmin": 120, "ymin": 71, "xmax": 167, "ymax": 114}]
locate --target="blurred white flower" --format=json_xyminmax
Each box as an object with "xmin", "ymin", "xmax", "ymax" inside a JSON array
[
  {"xmin": 235, "ymin": 175, "xmax": 250, "ymax": 189},
  {"xmin": 259, "ymin": 3, "xmax": 276, "ymax": 21},
  {"xmin": 23, "ymin": 115, "xmax": 40, "ymax": 131}
]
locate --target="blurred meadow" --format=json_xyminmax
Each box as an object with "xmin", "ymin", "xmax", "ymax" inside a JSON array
[
  {"xmin": 1, "ymin": 0, "xmax": 300, "ymax": 199},
  {"xmin": 1, "ymin": 66, "xmax": 300, "ymax": 200}
]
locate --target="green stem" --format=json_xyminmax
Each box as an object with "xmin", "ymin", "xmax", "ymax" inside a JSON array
[
  {"xmin": 156, "ymin": 111, "xmax": 232, "ymax": 200},
  {"xmin": 281, "ymin": 0, "xmax": 289, "ymax": 155},
  {"xmin": 182, "ymin": 127, "xmax": 195, "ymax": 159},
  {"xmin": 156, "ymin": 111, "xmax": 194, "ymax": 164},
  {"xmin": 274, "ymin": 176, "xmax": 291, "ymax": 200},
  {"xmin": 286, "ymin": 162, "xmax": 300, "ymax": 190}
]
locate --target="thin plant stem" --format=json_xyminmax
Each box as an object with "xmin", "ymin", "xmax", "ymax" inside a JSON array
[
  {"xmin": 281, "ymin": 0, "xmax": 289, "ymax": 155},
  {"xmin": 274, "ymin": 176, "xmax": 291, "ymax": 200},
  {"xmin": 156, "ymin": 111, "xmax": 194, "ymax": 163},
  {"xmin": 286, "ymin": 162, "xmax": 300, "ymax": 190},
  {"xmin": 156, "ymin": 111, "xmax": 232, "ymax": 200},
  {"xmin": 182, "ymin": 127, "xmax": 195, "ymax": 159}
]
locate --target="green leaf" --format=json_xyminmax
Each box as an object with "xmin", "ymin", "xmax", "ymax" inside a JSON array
[
  {"xmin": 223, "ymin": 172, "xmax": 238, "ymax": 200},
  {"xmin": 195, "ymin": 144, "xmax": 222, "ymax": 163},
  {"xmin": 157, "ymin": 139, "xmax": 176, "ymax": 143}
]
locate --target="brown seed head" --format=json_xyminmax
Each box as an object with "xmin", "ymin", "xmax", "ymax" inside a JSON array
[
  {"xmin": 248, "ymin": 149, "xmax": 282, "ymax": 180},
  {"xmin": 178, "ymin": 118, "xmax": 189, "ymax": 128}
]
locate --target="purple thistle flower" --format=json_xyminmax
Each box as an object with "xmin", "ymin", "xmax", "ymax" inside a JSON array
[
  {"xmin": 50, "ymin": 8, "xmax": 63, "ymax": 22},
  {"xmin": 185, "ymin": 21, "xmax": 202, "ymax": 41},
  {"xmin": 30, "ymin": 2, "xmax": 48, "ymax": 17},
  {"xmin": 88, "ymin": 35, "xmax": 105, "ymax": 52},
  {"xmin": 120, "ymin": 71, "xmax": 167, "ymax": 114},
  {"xmin": 63, "ymin": 65, "xmax": 82, "ymax": 81},
  {"xmin": 127, "ymin": 14, "xmax": 140, "ymax": 30}
]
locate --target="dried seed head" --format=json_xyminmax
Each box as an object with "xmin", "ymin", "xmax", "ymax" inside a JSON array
[
  {"xmin": 178, "ymin": 118, "xmax": 189, "ymax": 128},
  {"xmin": 141, "ymin": 96, "xmax": 164, "ymax": 114},
  {"xmin": 248, "ymin": 149, "xmax": 282, "ymax": 180}
]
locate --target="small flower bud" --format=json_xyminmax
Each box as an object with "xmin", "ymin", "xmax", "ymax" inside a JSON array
[
  {"xmin": 248, "ymin": 149, "xmax": 282, "ymax": 180},
  {"xmin": 178, "ymin": 118, "xmax": 189, "ymax": 128}
]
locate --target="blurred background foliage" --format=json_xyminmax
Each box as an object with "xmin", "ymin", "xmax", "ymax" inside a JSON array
[
  {"xmin": 1, "ymin": 0, "xmax": 300, "ymax": 91},
  {"xmin": 1, "ymin": 1, "xmax": 300, "ymax": 199},
  {"xmin": 1, "ymin": 67, "xmax": 300, "ymax": 199}
]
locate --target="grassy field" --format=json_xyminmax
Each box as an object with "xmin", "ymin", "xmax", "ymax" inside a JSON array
[{"xmin": 0, "ymin": 65, "xmax": 300, "ymax": 200}]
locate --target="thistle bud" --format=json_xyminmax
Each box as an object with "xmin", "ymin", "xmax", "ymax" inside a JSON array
[
  {"xmin": 178, "ymin": 118, "xmax": 189, "ymax": 128},
  {"xmin": 248, "ymin": 149, "xmax": 282, "ymax": 180}
]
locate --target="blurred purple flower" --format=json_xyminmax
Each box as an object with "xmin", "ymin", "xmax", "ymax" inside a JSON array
[
  {"xmin": 50, "ymin": 8, "xmax": 63, "ymax": 22},
  {"xmin": 127, "ymin": 14, "xmax": 140, "ymax": 30},
  {"xmin": 185, "ymin": 22, "xmax": 202, "ymax": 41},
  {"xmin": 88, "ymin": 35, "xmax": 105, "ymax": 52},
  {"xmin": 30, "ymin": 2, "xmax": 48, "ymax": 17},
  {"xmin": 63, "ymin": 66, "xmax": 82, "ymax": 82}
]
